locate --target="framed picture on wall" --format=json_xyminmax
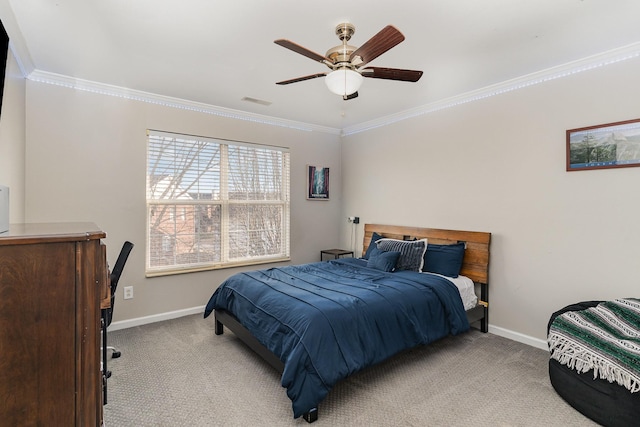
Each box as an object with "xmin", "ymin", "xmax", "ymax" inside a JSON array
[
  {"xmin": 567, "ymin": 118, "xmax": 640, "ymax": 171},
  {"xmin": 307, "ymin": 165, "xmax": 329, "ymax": 200}
]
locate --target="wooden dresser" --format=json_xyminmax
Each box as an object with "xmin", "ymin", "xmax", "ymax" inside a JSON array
[{"xmin": 0, "ymin": 222, "xmax": 107, "ymax": 426}]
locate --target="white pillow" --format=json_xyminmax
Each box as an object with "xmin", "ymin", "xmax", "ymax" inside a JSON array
[{"xmin": 376, "ymin": 238, "xmax": 427, "ymax": 272}]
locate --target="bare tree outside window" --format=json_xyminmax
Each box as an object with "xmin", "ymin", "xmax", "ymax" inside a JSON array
[{"xmin": 146, "ymin": 131, "xmax": 290, "ymax": 275}]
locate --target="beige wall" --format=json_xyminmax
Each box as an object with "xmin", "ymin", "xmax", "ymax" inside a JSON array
[
  {"xmin": 341, "ymin": 56, "xmax": 640, "ymax": 342},
  {"xmin": 24, "ymin": 82, "xmax": 342, "ymax": 322},
  {"xmin": 14, "ymin": 49, "xmax": 640, "ymax": 344},
  {"xmin": 0, "ymin": 49, "xmax": 25, "ymax": 222}
]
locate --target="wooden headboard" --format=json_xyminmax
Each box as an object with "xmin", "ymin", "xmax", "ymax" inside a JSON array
[{"xmin": 363, "ymin": 224, "xmax": 491, "ymax": 284}]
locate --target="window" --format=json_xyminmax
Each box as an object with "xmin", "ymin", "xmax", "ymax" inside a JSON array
[{"xmin": 146, "ymin": 130, "xmax": 290, "ymax": 276}]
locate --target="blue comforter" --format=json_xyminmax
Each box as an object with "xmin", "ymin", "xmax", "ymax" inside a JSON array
[{"xmin": 203, "ymin": 258, "xmax": 469, "ymax": 418}]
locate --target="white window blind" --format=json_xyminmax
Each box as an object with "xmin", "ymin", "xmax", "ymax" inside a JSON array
[{"xmin": 146, "ymin": 130, "xmax": 290, "ymax": 276}]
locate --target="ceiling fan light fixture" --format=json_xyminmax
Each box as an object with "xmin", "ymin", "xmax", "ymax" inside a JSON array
[{"xmin": 325, "ymin": 69, "xmax": 363, "ymax": 96}]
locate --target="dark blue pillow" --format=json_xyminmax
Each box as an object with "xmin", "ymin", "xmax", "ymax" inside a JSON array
[
  {"xmin": 422, "ymin": 242, "xmax": 466, "ymax": 277},
  {"xmin": 367, "ymin": 249, "xmax": 401, "ymax": 272},
  {"xmin": 362, "ymin": 232, "xmax": 383, "ymax": 260}
]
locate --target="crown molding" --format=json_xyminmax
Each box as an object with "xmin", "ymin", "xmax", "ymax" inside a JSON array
[
  {"xmin": 342, "ymin": 41, "xmax": 640, "ymax": 136},
  {"xmin": 26, "ymin": 70, "xmax": 342, "ymax": 135},
  {"xmin": 20, "ymin": 40, "xmax": 640, "ymax": 138}
]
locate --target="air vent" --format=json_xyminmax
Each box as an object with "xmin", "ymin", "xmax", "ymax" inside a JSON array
[{"xmin": 241, "ymin": 97, "xmax": 272, "ymax": 106}]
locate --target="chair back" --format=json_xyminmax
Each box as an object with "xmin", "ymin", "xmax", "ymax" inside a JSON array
[
  {"xmin": 110, "ymin": 241, "xmax": 134, "ymax": 293},
  {"xmin": 106, "ymin": 241, "xmax": 134, "ymax": 327}
]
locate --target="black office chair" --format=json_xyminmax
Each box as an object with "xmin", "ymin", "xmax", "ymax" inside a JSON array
[{"xmin": 102, "ymin": 240, "xmax": 134, "ymax": 404}]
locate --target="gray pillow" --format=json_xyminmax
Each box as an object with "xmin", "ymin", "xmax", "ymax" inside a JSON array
[{"xmin": 375, "ymin": 238, "xmax": 427, "ymax": 272}]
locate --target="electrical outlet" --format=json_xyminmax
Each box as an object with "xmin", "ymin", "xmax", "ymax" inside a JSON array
[{"xmin": 123, "ymin": 286, "xmax": 133, "ymax": 300}]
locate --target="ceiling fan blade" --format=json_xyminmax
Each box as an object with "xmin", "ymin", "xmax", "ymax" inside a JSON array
[
  {"xmin": 350, "ymin": 25, "xmax": 405, "ymax": 66},
  {"xmin": 343, "ymin": 91, "xmax": 358, "ymax": 101},
  {"xmin": 361, "ymin": 67, "xmax": 423, "ymax": 82},
  {"xmin": 274, "ymin": 39, "xmax": 332, "ymax": 64},
  {"xmin": 276, "ymin": 73, "xmax": 327, "ymax": 85}
]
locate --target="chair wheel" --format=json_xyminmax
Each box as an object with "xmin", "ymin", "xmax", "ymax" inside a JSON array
[
  {"xmin": 106, "ymin": 370, "xmax": 112, "ymax": 379},
  {"xmin": 112, "ymin": 351, "xmax": 121, "ymax": 358}
]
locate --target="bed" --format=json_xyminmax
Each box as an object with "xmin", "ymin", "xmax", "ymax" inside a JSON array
[
  {"xmin": 204, "ymin": 224, "xmax": 491, "ymax": 422},
  {"xmin": 547, "ymin": 299, "xmax": 640, "ymax": 427}
]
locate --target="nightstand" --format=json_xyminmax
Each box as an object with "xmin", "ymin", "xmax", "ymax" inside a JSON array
[{"xmin": 320, "ymin": 248, "xmax": 354, "ymax": 261}]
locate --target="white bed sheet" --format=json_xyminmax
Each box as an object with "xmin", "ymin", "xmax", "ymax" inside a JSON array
[{"xmin": 424, "ymin": 272, "xmax": 478, "ymax": 311}]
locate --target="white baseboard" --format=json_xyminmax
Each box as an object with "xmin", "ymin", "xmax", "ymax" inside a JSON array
[
  {"xmin": 489, "ymin": 325, "xmax": 548, "ymax": 351},
  {"xmin": 108, "ymin": 305, "xmax": 206, "ymax": 331},
  {"xmin": 109, "ymin": 307, "xmax": 549, "ymax": 352}
]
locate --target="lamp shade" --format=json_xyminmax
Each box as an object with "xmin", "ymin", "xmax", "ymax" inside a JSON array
[{"xmin": 325, "ymin": 69, "xmax": 363, "ymax": 96}]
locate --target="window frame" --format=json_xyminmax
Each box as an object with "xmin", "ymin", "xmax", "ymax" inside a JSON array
[{"xmin": 146, "ymin": 130, "xmax": 290, "ymax": 277}]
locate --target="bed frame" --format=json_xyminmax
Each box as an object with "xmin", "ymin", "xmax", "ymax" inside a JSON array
[
  {"xmin": 214, "ymin": 224, "xmax": 491, "ymax": 423},
  {"xmin": 361, "ymin": 224, "xmax": 491, "ymax": 332}
]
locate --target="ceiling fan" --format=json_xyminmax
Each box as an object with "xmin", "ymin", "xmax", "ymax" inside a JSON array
[{"xmin": 275, "ymin": 23, "xmax": 423, "ymax": 100}]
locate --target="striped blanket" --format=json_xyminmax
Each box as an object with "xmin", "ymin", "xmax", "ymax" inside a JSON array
[{"xmin": 548, "ymin": 298, "xmax": 640, "ymax": 393}]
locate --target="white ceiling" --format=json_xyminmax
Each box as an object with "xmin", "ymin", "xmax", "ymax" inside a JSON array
[{"xmin": 5, "ymin": 0, "xmax": 640, "ymax": 131}]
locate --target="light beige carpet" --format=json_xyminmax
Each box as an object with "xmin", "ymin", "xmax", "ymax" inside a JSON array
[{"xmin": 103, "ymin": 314, "xmax": 596, "ymax": 426}]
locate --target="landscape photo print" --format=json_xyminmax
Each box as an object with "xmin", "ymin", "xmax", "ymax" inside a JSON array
[{"xmin": 567, "ymin": 118, "xmax": 640, "ymax": 171}]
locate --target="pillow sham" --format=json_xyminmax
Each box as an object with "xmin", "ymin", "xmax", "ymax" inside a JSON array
[
  {"xmin": 367, "ymin": 249, "xmax": 401, "ymax": 272},
  {"xmin": 375, "ymin": 238, "xmax": 427, "ymax": 272},
  {"xmin": 362, "ymin": 232, "xmax": 384, "ymax": 260},
  {"xmin": 422, "ymin": 242, "xmax": 466, "ymax": 278}
]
